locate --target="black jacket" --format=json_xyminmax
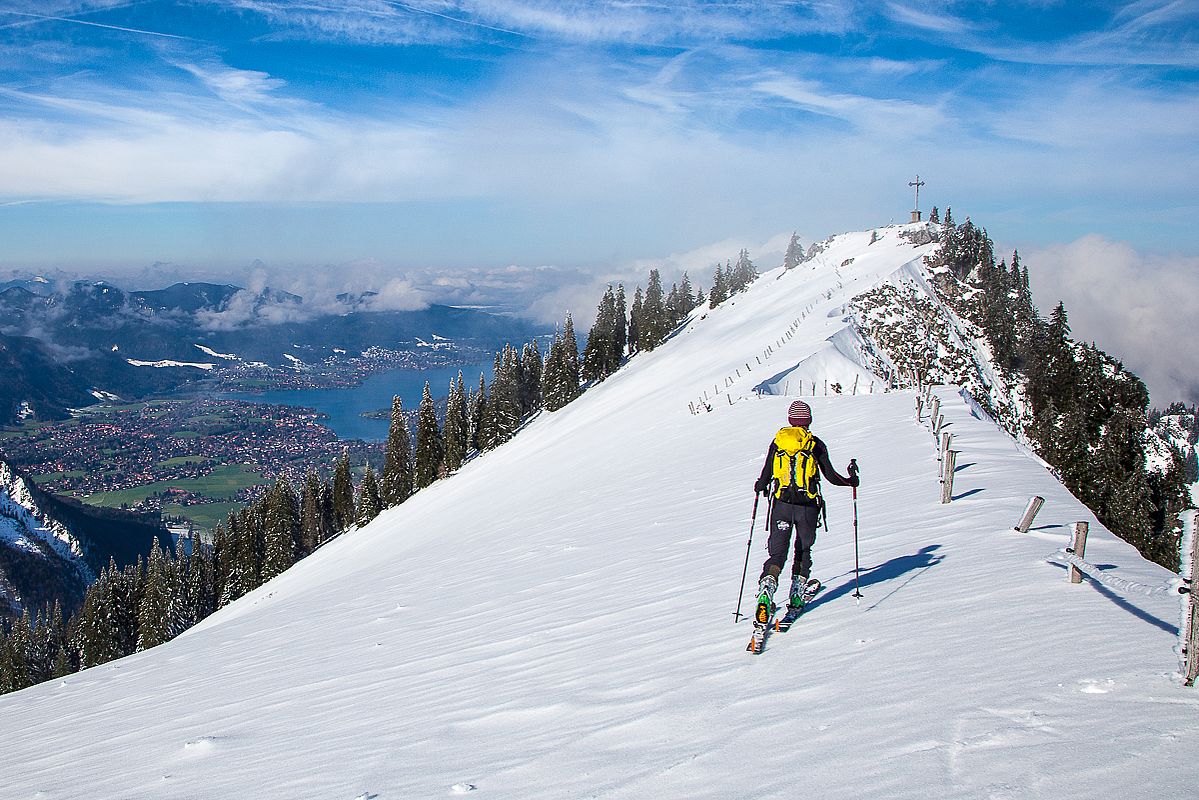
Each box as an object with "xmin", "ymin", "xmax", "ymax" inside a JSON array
[{"xmin": 757, "ymin": 431, "xmax": 854, "ymax": 504}]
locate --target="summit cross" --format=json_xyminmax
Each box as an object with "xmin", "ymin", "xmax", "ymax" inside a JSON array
[{"xmin": 909, "ymin": 175, "xmax": 926, "ymax": 213}]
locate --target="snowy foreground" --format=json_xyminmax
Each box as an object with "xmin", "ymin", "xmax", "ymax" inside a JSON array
[{"xmin": 3, "ymin": 227, "xmax": 1196, "ymax": 799}]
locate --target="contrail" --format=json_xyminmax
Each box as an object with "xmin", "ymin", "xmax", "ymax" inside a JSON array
[
  {"xmin": 381, "ymin": 1, "xmax": 532, "ymax": 38},
  {"xmin": 0, "ymin": 9, "xmax": 192, "ymax": 40}
]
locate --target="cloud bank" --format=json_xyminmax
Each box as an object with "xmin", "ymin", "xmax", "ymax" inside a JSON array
[{"xmin": 1027, "ymin": 235, "xmax": 1199, "ymax": 407}]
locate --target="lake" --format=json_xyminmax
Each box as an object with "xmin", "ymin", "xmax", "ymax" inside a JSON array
[{"xmin": 223, "ymin": 360, "xmax": 494, "ymax": 442}]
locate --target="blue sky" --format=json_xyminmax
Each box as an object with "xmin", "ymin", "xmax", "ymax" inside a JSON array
[{"xmin": 1, "ymin": 1, "xmax": 1198, "ymax": 400}]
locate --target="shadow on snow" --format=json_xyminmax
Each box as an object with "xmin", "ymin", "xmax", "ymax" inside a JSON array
[{"xmin": 809, "ymin": 544, "xmax": 945, "ymax": 612}]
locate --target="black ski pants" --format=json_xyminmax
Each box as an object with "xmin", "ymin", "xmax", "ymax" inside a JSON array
[{"xmin": 760, "ymin": 499, "xmax": 820, "ymax": 582}]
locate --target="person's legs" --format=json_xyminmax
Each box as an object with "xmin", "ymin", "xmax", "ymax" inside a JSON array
[
  {"xmin": 791, "ymin": 504, "xmax": 820, "ymax": 580},
  {"xmin": 759, "ymin": 501, "xmax": 796, "ymax": 583}
]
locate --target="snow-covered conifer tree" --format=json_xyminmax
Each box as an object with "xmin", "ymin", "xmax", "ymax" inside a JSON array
[
  {"xmin": 467, "ymin": 374, "xmax": 487, "ymax": 451},
  {"xmin": 136, "ymin": 540, "xmax": 171, "ymax": 652},
  {"xmin": 414, "ymin": 382, "xmax": 444, "ymax": 488},
  {"xmin": 520, "ymin": 343, "xmax": 542, "ymax": 414},
  {"xmin": 783, "ymin": 233, "xmax": 803, "ymax": 270},
  {"xmin": 639, "ymin": 271, "xmax": 666, "ymax": 350},
  {"xmin": 444, "ymin": 373, "xmax": 469, "ymax": 473},
  {"xmin": 614, "ymin": 284, "xmax": 627, "ymax": 359},
  {"xmin": 381, "ymin": 396, "xmax": 413, "ymax": 507},
  {"xmin": 628, "ymin": 287, "xmax": 643, "ymax": 354},
  {"xmin": 561, "ymin": 314, "xmax": 581, "ymax": 400},
  {"xmin": 357, "ymin": 464, "xmax": 382, "ymax": 524},
  {"xmin": 709, "ymin": 264, "xmax": 728, "ymax": 308},
  {"xmin": 300, "ymin": 469, "xmax": 323, "ymax": 555},
  {"xmin": 332, "ymin": 448, "xmax": 356, "ymax": 532},
  {"xmin": 262, "ymin": 479, "xmax": 299, "ymax": 583}
]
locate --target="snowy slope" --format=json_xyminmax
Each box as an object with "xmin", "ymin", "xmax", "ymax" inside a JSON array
[
  {"xmin": 0, "ymin": 460, "xmax": 92, "ymax": 616},
  {"xmin": 0, "ymin": 461, "xmax": 86, "ymax": 564},
  {"xmin": 2, "ymin": 225, "xmax": 1196, "ymax": 799}
]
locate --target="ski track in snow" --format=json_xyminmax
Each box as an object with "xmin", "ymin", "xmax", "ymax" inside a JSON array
[{"xmin": 2, "ymin": 225, "xmax": 1196, "ymax": 799}]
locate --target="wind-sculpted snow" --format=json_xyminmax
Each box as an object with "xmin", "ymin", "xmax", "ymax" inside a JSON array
[{"xmin": 1, "ymin": 224, "xmax": 1195, "ymax": 798}]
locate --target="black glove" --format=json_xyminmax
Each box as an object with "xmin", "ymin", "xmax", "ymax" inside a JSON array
[
  {"xmin": 847, "ymin": 459, "xmax": 859, "ymax": 488},
  {"xmin": 754, "ymin": 477, "xmax": 770, "ymax": 495},
  {"xmin": 848, "ymin": 474, "xmax": 860, "ymax": 488}
]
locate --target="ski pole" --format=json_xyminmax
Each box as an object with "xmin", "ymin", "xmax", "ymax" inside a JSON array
[
  {"xmin": 849, "ymin": 459, "xmax": 862, "ymax": 602},
  {"xmin": 734, "ymin": 491, "xmax": 764, "ymax": 623}
]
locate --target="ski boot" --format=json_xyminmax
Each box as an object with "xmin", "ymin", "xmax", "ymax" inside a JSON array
[
  {"xmin": 754, "ymin": 574, "xmax": 777, "ymax": 627},
  {"xmin": 787, "ymin": 574, "xmax": 808, "ymax": 613},
  {"xmin": 747, "ymin": 574, "xmax": 778, "ymax": 653}
]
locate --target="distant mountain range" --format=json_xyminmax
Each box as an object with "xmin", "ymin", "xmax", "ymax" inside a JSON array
[{"xmin": 0, "ymin": 279, "xmax": 542, "ymax": 426}]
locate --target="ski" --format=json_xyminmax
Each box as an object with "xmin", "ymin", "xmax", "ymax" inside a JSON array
[
  {"xmin": 746, "ymin": 615, "xmax": 775, "ymax": 654},
  {"xmin": 746, "ymin": 596, "xmax": 777, "ymax": 654},
  {"xmin": 776, "ymin": 578, "xmax": 823, "ymax": 633}
]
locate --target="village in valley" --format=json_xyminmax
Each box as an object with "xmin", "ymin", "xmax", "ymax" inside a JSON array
[{"xmin": 0, "ymin": 398, "xmax": 382, "ymax": 534}]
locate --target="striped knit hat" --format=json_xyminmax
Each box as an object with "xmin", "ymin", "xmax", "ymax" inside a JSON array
[{"xmin": 788, "ymin": 400, "xmax": 812, "ymax": 428}]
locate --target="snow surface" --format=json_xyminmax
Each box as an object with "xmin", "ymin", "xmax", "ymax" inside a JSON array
[
  {"xmin": 125, "ymin": 359, "xmax": 215, "ymax": 370},
  {"xmin": 194, "ymin": 344, "xmax": 239, "ymax": 360},
  {"xmin": 2, "ymin": 225, "xmax": 1196, "ymax": 799}
]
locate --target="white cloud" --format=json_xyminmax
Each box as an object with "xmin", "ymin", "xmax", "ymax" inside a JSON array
[
  {"xmin": 751, "ymin": 74, "xmax": 946, "ymax": 137},
  {"xmin": 221, "ymin": 0, "xmax": 857, "ymax": 46},
  {"xmin": 360, "ymin": 278, "xmax": 433, "ymax": 312},
  {"xmin": 174, "ymin": 61, "xmax": 288, "ymax": 107},
  {"xmin": 1026, "ymin": 235, "xmax": 1199, "ymax": 406},
  {"xmin": 884, "ymin": 3, "xmax": 975, "ymax": 36}
]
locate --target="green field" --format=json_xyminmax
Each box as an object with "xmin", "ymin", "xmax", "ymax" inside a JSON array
[
  {"xmin": 78, "ymin": 464, "xmax": 268, "ymax": 509},
  {"xmin": 83, "ymin": 402, "xmax": 149, "ymax": 414},
  {"xmin": 163, "ymin": 501, "xmax": 244, "ymax": 533},
  {"xmin": 157, "ymin": 455, "xmax": 211, "ymax": 467},
  {"xmin": 0, "ymin": 419, "xmax": 54, "ymax": 439}
]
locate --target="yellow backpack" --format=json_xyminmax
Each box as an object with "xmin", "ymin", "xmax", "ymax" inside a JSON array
[{"xmin": 772, "ymin": 426, "xmax": 820, "ymax": 503}]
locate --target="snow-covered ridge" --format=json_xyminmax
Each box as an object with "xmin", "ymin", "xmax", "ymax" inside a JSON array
[
  {"xmin": 0, "ymin": 461, "xmax": 93, "ymax": 614},
  {"xmin": 2, "ymin": 222, "xmax": 1195, "ymax": 798},
  {"xmin": 194, "ymin": 344, "xmax": 239, "ymax": 360},
  {"xmin": 125, "ymin": 358, "xmax": 216, "ymax": 370},
  {"xmin": 684, "ymin": 224, "xmax": 943, "ymax": 412},
  {"xmin": 0, "ymin": 461, "xmax": 85, "ymax": 563}
]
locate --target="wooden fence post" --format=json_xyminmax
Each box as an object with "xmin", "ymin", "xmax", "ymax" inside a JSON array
[
  {"xmin": 1014, "ymin": 496, "xmax": 1045, "ymax": 533},
  {"xmin": 1184, "ymin": 511, "xmax": 1199, "ymax": 686},
  {"xmin": 941, "ymin": 450, "xmax": 957, "ymax": 504},
  {"xmin": 916, "ymin": 395, "xmax": 924, "ymax": 421},
  {"xmin": 930, "ymin": 396, "xmax": 941, "ymax": 428},
  {"xmin": 1068, "ymin": 522, "xmax": 1089, "ymax": 584},
  {"xmin": 939, "ymin": 433, "xmax": 953, "ymax": 478}
]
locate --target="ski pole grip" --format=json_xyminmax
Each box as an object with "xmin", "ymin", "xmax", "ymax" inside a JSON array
[{"xmin": 848, "ymin": 458, "xmax": 858, "ymax": 477}]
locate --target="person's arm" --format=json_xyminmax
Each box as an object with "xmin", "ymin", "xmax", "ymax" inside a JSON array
[
  {"xmin": 815, "ymin": 438, "xmax": 857, "ymax": 487},
  {"xmin": 754, "ymin": 442, "xmax": 777, "ymax": 494}
]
